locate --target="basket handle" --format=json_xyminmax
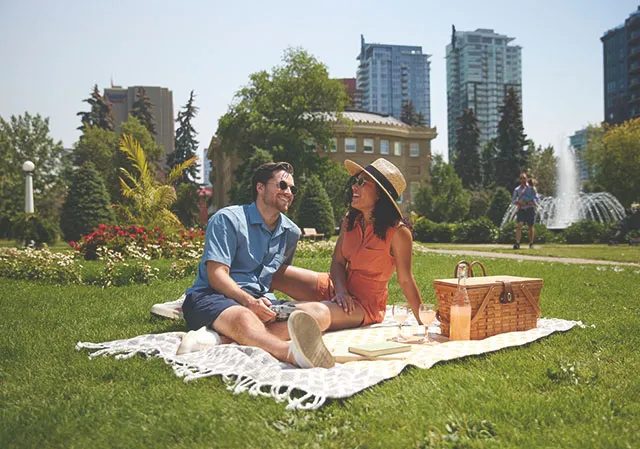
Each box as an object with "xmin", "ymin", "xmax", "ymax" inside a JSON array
[
  {"xmin": 469, "ymin": 261, "xmax": 487, "ymax": 276},
  {"xmin": 453, "ymin": 260, "xmax": 473, "ymax": 278}
]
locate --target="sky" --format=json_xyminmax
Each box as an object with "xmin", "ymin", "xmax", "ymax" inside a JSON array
[{"xmin": 1, "ymin": 0, "xmax": 637, "ymax": 179}]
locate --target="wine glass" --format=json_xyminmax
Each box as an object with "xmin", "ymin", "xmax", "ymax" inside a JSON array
[
  {"xmin": 419, "ymin": 303, "xmax": 436, "ymax": 344},
  {"xmin": 392, "ymin": 302, "xmax": 409, "ymax": 342}
]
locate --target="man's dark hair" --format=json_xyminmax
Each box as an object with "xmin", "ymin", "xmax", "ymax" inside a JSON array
[
  {"xmin": 252, "ymin": 162, "xmax": 294, "ymax": 201},
  {"xmin": 343, "ymin": 175, "xmax": 411, "ymax": 240}
]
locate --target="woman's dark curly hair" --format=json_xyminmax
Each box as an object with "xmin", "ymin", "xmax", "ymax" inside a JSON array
[{"xmin": 343, "ymin": 174, "xmax": 412, "ymax": 240}]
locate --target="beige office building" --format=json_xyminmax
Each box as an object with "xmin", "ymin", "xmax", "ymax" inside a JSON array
[
  {"xmin": 104, "ymin": 85, "xmax": 175, "ymax": 159},
  {"xmin": 208, "ymin": 111, "xmax": 437, "ymax": 215}
]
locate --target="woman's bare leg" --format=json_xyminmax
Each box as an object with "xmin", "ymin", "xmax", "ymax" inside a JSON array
[{"xmin": 271, "ymin": 265, "xmax": 321, "ymax": 301}]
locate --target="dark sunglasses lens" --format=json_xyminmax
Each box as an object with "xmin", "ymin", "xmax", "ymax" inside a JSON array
[
  {"xmin": 279, "ymin": 180, "xmax": 297, "ymax": 195},
  {"xmin": 357, "ymin": 177, "xmax": 366, "ymax": 186}
]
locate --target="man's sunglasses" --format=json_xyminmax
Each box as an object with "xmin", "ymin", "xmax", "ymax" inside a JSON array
[{"xmin": 272, "ymin": 180, "xmax": 298, "ymax": 195}]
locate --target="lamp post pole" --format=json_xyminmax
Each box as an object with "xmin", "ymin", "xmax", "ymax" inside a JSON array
[{"xmin": 23, "ymin": 161, "xmax": 35, "ymax": 214}]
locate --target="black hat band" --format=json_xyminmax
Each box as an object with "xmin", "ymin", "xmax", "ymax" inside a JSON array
[{"xmin": 365, "ymin": 165, "xmax": 399, "ymax": 200}]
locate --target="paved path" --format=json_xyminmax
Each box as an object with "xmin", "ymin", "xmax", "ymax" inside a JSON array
[{"xmin": 415, "ymin": 245, "xmax": 640, "ymax": 267}]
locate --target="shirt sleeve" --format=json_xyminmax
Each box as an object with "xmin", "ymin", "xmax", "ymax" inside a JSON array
[
  {"xmin": 283, "ymin": 226, "xmax": 301, "ymax": 265},
  {"xmin": 512, "ymin": 187, "xmax": 519, "ymax": 204},
  {"xmin": 202, "ymin": 211, "xmax": 237, "ymax": 267}
]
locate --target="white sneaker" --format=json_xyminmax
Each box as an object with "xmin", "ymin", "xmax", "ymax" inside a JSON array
[
  {"xmin": 176, "ymin": 326, "xmax": 222, "ymax": 355},
  {"xmin": 151, "ymin": 294, "xmax": 185, "ymax": 320},
  {"xmin": 287, "ymin": 311, "xmax": 335, "ymax": 369}
]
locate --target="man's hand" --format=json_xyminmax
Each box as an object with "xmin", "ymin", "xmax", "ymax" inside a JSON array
[
  {"xmin": 245, "ymin": 296, "xmax": 276, "ymax": 323},
  {"xmin": 331, "ymin": 291, "xmax": 355, "ymax": 314}
]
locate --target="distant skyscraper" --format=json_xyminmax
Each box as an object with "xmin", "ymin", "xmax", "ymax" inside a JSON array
[
  {"xmin": 569, "ymin": 128, "xmax": 590, "ymax": 185},
  {"xmin": 601, "ymin": 6, "xmax": 640, "ymax": 125},
  {"xmin": 104, "ymin": 85, "xmax": 175, "ymax": 157},
  {"xmin": 356, "ymin": 35, "xmax": 431, "ymax": 125},
  {"xmin": 202, "ymin": 154, "xmax": 212, "ymax": 187},
  {"xmin": 446, "ymin": 28, "xmax": 522, "ymax": 161}
]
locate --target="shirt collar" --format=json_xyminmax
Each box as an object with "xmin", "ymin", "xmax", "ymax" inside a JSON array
[{"xmin": 247, "ymin": 202, "xmax": 293, "ymax": 236}]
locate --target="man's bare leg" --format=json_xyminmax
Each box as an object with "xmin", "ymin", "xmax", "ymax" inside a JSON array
[
  {"xmin": 212, "ymin": 305, "xmax": 294, "ymax": 363},
  {"xmin": 529, "ymin": 225, "xmax": 535, "ymax": 245},
  {"xmin": 515, "ymin": 222, "xmax": 523, "ymax": 244}
]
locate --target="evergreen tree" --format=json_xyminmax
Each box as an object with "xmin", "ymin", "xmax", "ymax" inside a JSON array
[
  {"xmin": 495, "ymin": 88, "xmax": 528, "ymax": 190},
  {"xmin": 168, "ymin": 90, "xmax": 199, "ymax": 183},
  {"xmin": 60, "ymin": 162, "xmax": 115, "ymax": 241},
  {"xmin": 131, "ymin": 87, "xmax": 156, "ymax": 136},
  {"xmin": 230, "ymin": 148, "xmax": 274, "ymax": 205},
  {"xmin": 415, "ymin": 112, "xmax": 427, "ymax": 126},
  {"xmin": 400, "ymin": 100, "xmax": 418, "ymax": 126},
  {"xmin": 480, "ymin": 139, "xmax": 498, "ymax": 188},
  {"xmin": 486, "ymin": 186, "xmax": 512, "ymax": 226},
  {"xmin": 77, "ymin": 84, "xmax": 115, "ymax": 131},
  {"xmin": 453, "ymin": 108, "xmax": 481, "ymax": 188},
  {"xmin": 171, "ymin": 183, "xmax": 201, "ymax": 228},
  {"xmin": 527, "ymin": 144, "xmax": 557, "ymax": 197},
  {"xmin": 413, "ymin": 155, "xmax": 470, "ymax": 223},
  {"xmin": 316, "ymin": 158, "xmax": 351, "ymax": 228},
  {"xmin": 295, "ymin": 174, "xmax": 334, "ymax": 238},
  {"xmin": 467, "ymin": 190, "xmax": 492, "ymax": 220}
]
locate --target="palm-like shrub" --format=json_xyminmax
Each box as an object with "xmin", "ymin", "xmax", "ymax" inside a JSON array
[{"xmin": 114, "ymin": 135, "xmax": 196, "ymax": 232}]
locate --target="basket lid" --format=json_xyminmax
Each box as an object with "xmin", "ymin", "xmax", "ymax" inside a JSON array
[{"xmin": 433, "ymin": 275, "xmax": 543, "ymax": 288}]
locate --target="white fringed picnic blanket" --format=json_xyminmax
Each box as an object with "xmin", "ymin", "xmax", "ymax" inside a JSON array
[{"xmin": 76, "ymin": 307, "xmax": 586, "ymax": 410}]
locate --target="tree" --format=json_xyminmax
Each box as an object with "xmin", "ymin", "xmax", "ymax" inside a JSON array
[
  {"xmin": 480, "ymin": 139, "xmax": 498, "ymax": 188},
  {"xmin": 495, "ymin": 88, "xmax": 528, "ymax": 191},
  {"xmin": 168, "ymin": 90, "xmax": 200, "ymax": 183},
  {"xmin": 171, "ymin": 183, "xmax": 202, "ymax": 228},
  {"xmin": 317, "ymin": 158, "xmax": 351, "ymax": 228},
  {"xmin": 401, "ymin": 100, "xmax": 418, "ymax": 126},
  {"xmin": 73, "ymin": 125, "xmax": 120, "ymax": 200},
  {"xmin": 120, "ymin": 115, "xmax": 164, "ymax": 167},
  {"xmin": 413, "ymin": 155, "xmax": 470, "ymax": 223},
  {"xmin": 527, "ymin": 144, "xmax": 557, "ymax": 197},
  {"xmin": 487, "ymin": 187, "xmax": 512, "ymax": 226},
  {"xmin": 229, "ymin": 148, "xmax": 274, "ymax": 205},
  {"xmin": 131, "ymin": 87, "xmax": 156, "ymax": 136},
  {"xmin": 467, "ymin": 190, "xmax": 491, "ymax": 220},
  {"xmin": 217, "ymin": 48, "xmax": 350, "ymax": 180},
  {"xmin": 585, "ymin": 119, "xmax": 640, "ymax": 207},
  {"xmin": 60, "ymin": 162, "xmax": 116, "ymax": 241},
  {"xmin": 0, "ymin": 113, "xmax": 67, "ymax": 238},
  {"xmin": 114, "ymin": 135, "xmax": 196, "ymax": 231},
  {"xmin": 453, "ymin": 108, "xmax": 481, "ymax": 188},
  {"xmin": 295, "ymin": 175, "xmax": 334, "ymax": 238},
  {"xmin": 77, "ymin": 84, "xmax": 115, "ymax": 131}
]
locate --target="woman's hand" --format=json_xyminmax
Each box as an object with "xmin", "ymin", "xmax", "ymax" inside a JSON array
[{"xmin": 331, "ymin": 291, "xmax": 355, "ymax": 314}]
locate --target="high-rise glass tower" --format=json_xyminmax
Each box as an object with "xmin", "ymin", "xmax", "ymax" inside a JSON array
[
  {"xmin": 602, "ymin": 6, "xmax": 640, "ymax": 125},
  {"xmin": 446, "ymin": 28, "xmax": 522, "ymax": 161},
  {"xmin": 357, "ymin": 35, "xmax": 431, "ymax": 125}
]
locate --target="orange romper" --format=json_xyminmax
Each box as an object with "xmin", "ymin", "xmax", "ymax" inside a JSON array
[{"xmin": 316, "ymin": 220, "xmax": 402, "ymax": 325}]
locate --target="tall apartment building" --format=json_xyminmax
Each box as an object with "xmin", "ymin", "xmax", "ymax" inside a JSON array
[
  {"xmin": 446, "ymin": 28, "xmax": 522, "ymax": 161},
  {"xmin": 356, "ymin": 35, "xmax": 431, "ymax": 125},
  {"xmin": 104, "ymin": 85, "xmax": 175, "ymax": 157},
  {"xmin": 602, "ymin": 6, "xmax": 640, "ymax": 124}
]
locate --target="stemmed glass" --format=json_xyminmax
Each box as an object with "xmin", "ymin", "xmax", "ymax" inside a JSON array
[
  {"xmin": 419, "ymin": 303, "xmax": 436, "ymax": 344},
  {"xmin": 392, "ymin": 302, "xmax": 409, "ymax": 342}
]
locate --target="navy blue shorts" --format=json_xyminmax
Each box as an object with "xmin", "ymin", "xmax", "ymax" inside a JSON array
[
  {"xmin": 182, "ymin": 287, "xmax": 288, "ymax": 331},
  {"xmin": 516, "ymin": 208, "xmax": 536, "ymax": 226}
]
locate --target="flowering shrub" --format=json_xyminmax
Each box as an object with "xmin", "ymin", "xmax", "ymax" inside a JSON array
[
  {"xmin": 295, "ymin": 239, "xmax": 335, "ymax": 257},
  {"xmin": 71, "ymin": 224, "xmax": 205, "ymax": 260},
  {"xmin": 0, "ymin": 247, "xmax": 82, "ymax": 284},
  {"xmin": 167, "ymin": 259, "xmax": 200, "ymax": 280}
]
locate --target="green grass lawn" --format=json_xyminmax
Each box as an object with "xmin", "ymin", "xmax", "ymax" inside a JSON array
[
  {"xmin": 418, "ymin": 243, "xmax": 640, "ymax": 264},
  {"xmin": 2, "ymin": 253, "xmax": 640, "ymax": 448}
]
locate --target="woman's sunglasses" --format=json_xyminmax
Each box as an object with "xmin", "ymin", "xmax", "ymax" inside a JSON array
[
  {"xmin": 350, "ymin": 177, "xmax": 368, "ymax": 187},
  {"xmin": 272, "ymin": 180, "xmax": 298, "ymax": 195}
]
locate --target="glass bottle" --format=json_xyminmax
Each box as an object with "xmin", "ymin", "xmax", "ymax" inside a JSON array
[{"xmin": 450, "ymin": 264, "xmax": 471, "ymax": 340}]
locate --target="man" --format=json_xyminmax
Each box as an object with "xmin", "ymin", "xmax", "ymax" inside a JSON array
[
  {"xmin": 512, "ymin": 172, "xmax": 538, "ymax": 249},
  {"xmin": 174, "ymin": 162, "xmax": 334, "ymax": 369}
]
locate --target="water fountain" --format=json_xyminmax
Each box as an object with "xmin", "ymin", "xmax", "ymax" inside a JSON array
[{"xmin": 501, "ymin": 142, "xmax": 626, "ymax": 229}]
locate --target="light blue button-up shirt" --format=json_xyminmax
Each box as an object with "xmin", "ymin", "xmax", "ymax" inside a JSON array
[{"xmin": 187, "ymin": 203, "xmax": 300, "ymax": 300}]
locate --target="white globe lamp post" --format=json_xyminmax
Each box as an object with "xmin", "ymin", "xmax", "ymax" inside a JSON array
[{"xmin": 22, "ymin": 161, "xmax": 35, "ymax": 214}]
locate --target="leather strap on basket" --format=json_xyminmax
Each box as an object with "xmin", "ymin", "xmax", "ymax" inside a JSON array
[
  {"xmin": 521, "ymin": 285, "xmax": 542, "ymax": 317},
  {"xmin": 499, "ymin": 280, "xmax": 515, "ymax": 304}
]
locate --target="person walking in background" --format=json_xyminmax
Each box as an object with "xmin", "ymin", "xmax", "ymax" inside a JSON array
[{"xmin": 512, "ymin": 172, "xmax": 538, "ymax": 249}]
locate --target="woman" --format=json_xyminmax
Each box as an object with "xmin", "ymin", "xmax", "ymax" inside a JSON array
[{"xmin": 271, "ymin": 158, "xmax": 423, "ymax": 330}]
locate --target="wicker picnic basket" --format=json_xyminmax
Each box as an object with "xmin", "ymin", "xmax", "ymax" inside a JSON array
[{"xmin": 434, "ymin": 260, "xmax": 543, "ymax": 340}]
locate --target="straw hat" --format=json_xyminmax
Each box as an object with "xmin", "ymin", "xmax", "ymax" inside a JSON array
[{"xmin": 344, "ymin": 158, "xmax": 407, "ymax": 217}]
